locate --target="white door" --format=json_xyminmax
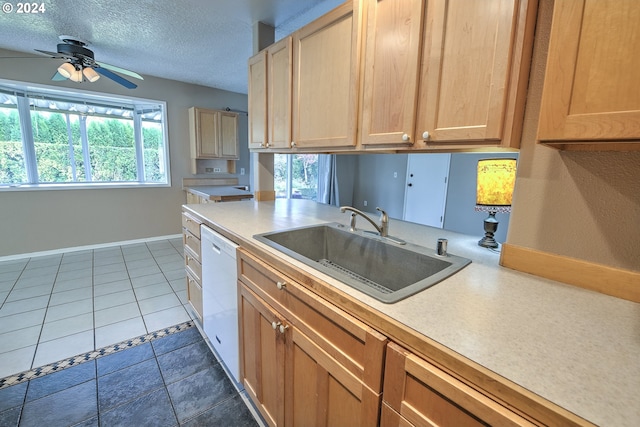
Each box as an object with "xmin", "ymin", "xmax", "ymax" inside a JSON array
[{"xmin": 403, "ymin": 154, "xmax": 451, "ymax": 228}]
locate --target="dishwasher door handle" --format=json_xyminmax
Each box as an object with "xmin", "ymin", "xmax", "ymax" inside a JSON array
[{"xmin": 210, "ymin": 242, "xmax": 222, "ymax": 254}]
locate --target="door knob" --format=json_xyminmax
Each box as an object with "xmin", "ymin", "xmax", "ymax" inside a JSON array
[{"xmin": 272, "ymin": 321, "xmax": 281, "ymax": 330}]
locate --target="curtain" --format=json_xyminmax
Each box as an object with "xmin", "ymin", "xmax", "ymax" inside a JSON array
[{"xmin": 317, "ymin": 154, "xmax": 340, "ymax": 206}]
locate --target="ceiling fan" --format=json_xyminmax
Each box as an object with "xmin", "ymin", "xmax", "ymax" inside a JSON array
[{"xmin": 34, "ymin": 36, "xmax": 143, "ymax": 89}]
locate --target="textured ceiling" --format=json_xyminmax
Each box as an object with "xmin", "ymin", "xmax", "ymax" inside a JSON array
[{"xmin": 0, "ymin": 0, "xmax": 342, "ymax": 94}]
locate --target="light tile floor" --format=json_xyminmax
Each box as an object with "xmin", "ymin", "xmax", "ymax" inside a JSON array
[{"xmin": 0, "ymin": 238, "xmax": 193, "ymax": 380}]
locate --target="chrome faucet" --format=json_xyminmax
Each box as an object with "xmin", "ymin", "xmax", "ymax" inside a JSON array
[{"xmin": 340, "ymin": 206, "xmax": 389, "ymax": 237}]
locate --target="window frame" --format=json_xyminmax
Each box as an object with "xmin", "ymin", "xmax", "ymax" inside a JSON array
[{"xmin": 0, "ymin": 78, "xmax": 170, "ymax": 191}]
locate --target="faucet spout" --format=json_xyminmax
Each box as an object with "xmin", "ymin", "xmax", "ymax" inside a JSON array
[{"xmin": 340, "ymin": 206, "xmax": 389, "ymax": 237}]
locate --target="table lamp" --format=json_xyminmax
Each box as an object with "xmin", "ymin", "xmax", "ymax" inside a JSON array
[{"xmin": 475, "ymin": 158, "xmax": 517, "ymax": 248}]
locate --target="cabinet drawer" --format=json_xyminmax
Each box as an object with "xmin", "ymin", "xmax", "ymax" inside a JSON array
[
  {"xmin": 186, "ymin": 271, "xmax": 203, "ymax": 321},
  {"xmin": 183, "ymin": 230, "xmax": 201, "ymax": 261},
  {"xmin": 181, "ymin": 212, "xmax": 201, "ymax": 238},
  {"xmin": 383, "ymin": 342, "xmax": 536, "ymax": 427},
  {"xmin": 185, "ymin": 251, "xmax": 202, "ymax": 283},
  {"xmin": 238, "ymin": 248, "xmax": 387, "ymax": 393}
]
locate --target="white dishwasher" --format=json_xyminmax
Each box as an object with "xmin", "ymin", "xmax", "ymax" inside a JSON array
[{"xmin": 200, "ymin": 225, "xmax": 242, "ymax": 387}]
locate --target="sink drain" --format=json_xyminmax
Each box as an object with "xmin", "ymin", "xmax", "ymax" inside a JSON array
[{"xmin": 318, "ymin": 259, "xmax": 392, "ymax": 294}]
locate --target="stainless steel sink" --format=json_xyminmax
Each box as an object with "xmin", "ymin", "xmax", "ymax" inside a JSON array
[{"xmin": 254, "ymin": 223, "xmax": 471, "ymax": 303}]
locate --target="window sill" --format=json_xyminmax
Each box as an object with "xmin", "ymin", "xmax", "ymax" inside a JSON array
[{"xmin": 0, "ymin": 182, "xmax": 171, "ymax": 192}]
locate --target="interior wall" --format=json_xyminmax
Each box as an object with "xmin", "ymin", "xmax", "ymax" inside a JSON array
[
  {"xmin": 444, "ymin": 153, "xmax": 518, "ymax": 244},
  {"xmin": 506, "ymin": 0, "xmax": 640, "ymax": 272},
  {"xmin": 0, "ymin": 47, "xmax": 249, "ymax": 257},
  {"xmin": 351, "ymin": 154, "xmax": 408, "ymax": 219},
  {"xmin": 335, "ymin": 155, "xmax": 356, "ymax": 206}
]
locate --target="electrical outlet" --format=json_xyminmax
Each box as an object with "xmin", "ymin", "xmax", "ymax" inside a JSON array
[
  {"xmin": 363, "ymin": 200, "xmax": 368, "ymax": 207},
  {"xmin": 240, "ymin": 168, "xmax": 245, "ymax": 175},
  {"xmin": 213, "ymin": 167, "xmax": 221, "ymax": 173},
  {"xmin": 205, "ymin": 167, "xmax": 213, "ymax": 173}
]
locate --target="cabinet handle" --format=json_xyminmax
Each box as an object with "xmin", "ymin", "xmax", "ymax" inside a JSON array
[
  {"xmin": 259, "ymin": 142, "xmax": 265, "ymax": 148},
  {"xmin": 272, "ymin": 321, "xmax": 281, "ymax": 330},
  {"xmin": 422, "ymin": 131, "xmax": 430, "ymax": 140},
  {"xmin": 402, "ymin": 133, "xmax": 410, "ymax": 142},
  {"xmin": 265, "ymin": 142, "xmax": 270, "ymax": 148},
  {"xmin": 278, "ymin": 324, "xmax": 289, "ymax": 334},
  {"xmin": 276, "ymin": 281, "xmax": 286, "ymax": 290},
  {"xmin": 290, "ymin": 141, "xmax": 296, "ymax": 148}
]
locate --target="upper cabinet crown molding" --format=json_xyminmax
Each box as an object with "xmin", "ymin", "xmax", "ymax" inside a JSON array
[{"xmin": 537, "ymin": 0, "xmax": 640, "ymax": 151}]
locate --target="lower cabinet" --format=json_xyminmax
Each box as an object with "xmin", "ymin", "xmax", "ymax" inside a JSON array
[
  {"xmin": 238, "ymin": 249, "xmax": 387, "ymax": 427},
  {"xmin": 236, "ymin": 248, "xmax": 559, "ymax": 427},
  {"xmin": 382, "ymin": 342, "xmax": 536, "ymax": 427},
  {"xmin": 181, "ymin": 212, "xmax": 203, "ymax": 320}
]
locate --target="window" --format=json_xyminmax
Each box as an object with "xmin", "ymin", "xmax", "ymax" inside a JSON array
[
  {"xmin": 0, "ymin": 80, "xmax": 169, "ymax": 188},
  {"xmin": 274, "ymin": 153, "xmax": 318, "ymax": 200}
]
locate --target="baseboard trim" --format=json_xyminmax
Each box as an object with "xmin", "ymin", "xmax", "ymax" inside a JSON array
[
  {"xmin": 500, "ymin": 243, "xmax": 640, "ymax": 303},
  {"xmin": 0, "ymin": 234, "xmax": 183, "ymax": 262}
]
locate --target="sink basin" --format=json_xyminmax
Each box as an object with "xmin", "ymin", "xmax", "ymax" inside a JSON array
[{"xmin": 254, "ymin": 223, "xmax": 471, "ymax": 303}]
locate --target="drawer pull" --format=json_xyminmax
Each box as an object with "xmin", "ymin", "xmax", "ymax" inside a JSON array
[
  {"xmin": 272, "ymin": 321, "xmax": 281, "ymax": 330},
  {"xmin": 276, "ymin": 281, "xmax": 286, "ymax": 290}
]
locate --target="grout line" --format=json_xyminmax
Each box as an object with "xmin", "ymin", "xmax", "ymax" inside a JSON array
[{"xmin": 0, "ymin": 320, "xmax": 194, "ymax": 390}]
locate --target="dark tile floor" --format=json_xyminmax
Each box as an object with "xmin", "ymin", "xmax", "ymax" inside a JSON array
[{"xmin": 0, "ymin": 327, "xmax": 259, "ymax": 427}]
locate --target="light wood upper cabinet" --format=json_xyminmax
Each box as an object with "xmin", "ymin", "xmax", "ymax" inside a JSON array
[
  {"xmin": 414, "ymin": 0, "xmax": 536, "ymax": 150},
  {"xmin": 360, "ymin": 0, "xmax": 536, "ymax": 150},
  {"xmin": 248, "ymin": 51, "xmax": 267, "ymax": 150},
  {"xmin": 292, "ymin": 0, "xmax": 361, "ymax": 149},
  {"xmin": 248, "ymin": 37, "xmax": 293, "ymax": 150},
  {"xmin": 188, "ymin": 107, "xmax": 239, "ymax": 159},
  {"xmin": 537, "ymin": 0, "xmax": 640, "ymax": 150},
  {"xmin": 360, "ymin": 0, "xmax": 425, "ymax": 147},
  {"xmin": 268, "ymin": 37, "xmax": 293, "ymax": 150}
]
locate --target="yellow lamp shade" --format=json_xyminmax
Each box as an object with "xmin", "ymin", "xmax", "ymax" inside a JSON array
[{"xmin": 476, "ymin": 158, "xmax": 517, "ymax": 208}]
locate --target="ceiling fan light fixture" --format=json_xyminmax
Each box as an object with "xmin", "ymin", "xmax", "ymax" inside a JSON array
[
  {"xmin": 83, "ymin": 67, "xmax": 100, "ymax": 82},
  {"xmin": 57, "ymin": 62, "xmax": 75, "ymax": 78},
  {"xmin": 69, "ymin": 68, "xmax": 83, "ymax": 83}
]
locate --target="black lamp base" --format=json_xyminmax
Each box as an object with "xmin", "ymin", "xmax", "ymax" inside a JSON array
[{"xmin": 478, "ymin": 211, "xmax": 499, "ymax": 248}]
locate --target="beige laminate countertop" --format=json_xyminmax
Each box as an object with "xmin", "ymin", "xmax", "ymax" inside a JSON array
[
  {"xmin": 183, "ymin": 199, "xmax": 640, "ymax": 427},
  {"xmin": 185, "ymin": 185, "xmax": 253, "ymax": 201}
]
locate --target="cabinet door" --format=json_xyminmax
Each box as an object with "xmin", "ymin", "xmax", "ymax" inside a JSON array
[
  {"xmin": 360, "ymin": 0, "xmax": 425, "ymax": 147},
  {"xmin": 537, "ymin": 0, "xmax": 640, "ymax": 149},
  {"xmin": 219, "ymin": 111, "xmax": 239, "ymax": 159},
  {"xmin": 268, "ymin": 37, "xmax": 293, "ymax": 149},
  {"xmin": 239, "ymin": 284, "xmax": 285, "ymax": 427},
  {"xmin": 193, "ymin": 108, "xmax": 220, "ymax": 158},
  {"xmin": 383, "ymin": 342, "xmax": 535, "ymax": 427},
  {"xmin": 292, "ymin": 1, "xmax": 360, "ymax": 149},
  {"xmin": 416, "ymin": 0, "xmax": 534, "ymax": 149},
  {"xmin": 286, "ymin": 325, "xmax": 381, "ymax": 427},
  {"xmin": 248, "ymin": 50, "xmax": 268, "ymax": 150}
]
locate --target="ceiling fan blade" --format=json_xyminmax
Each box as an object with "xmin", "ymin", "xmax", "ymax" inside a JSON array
[
  {"xmin": 34, "ymin": 49, "xmax": 73, "ymax": 60},
  {"xmin": 94, "ymin": 67, "xmax": 137, "ymax": 89},
  {"xmin": 52, "ymin": 71, "xmax": 67, "ymax": 81},
  {"xmin": 96, "ymin": 62, "xmax": 144, "ymax": 80}
]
